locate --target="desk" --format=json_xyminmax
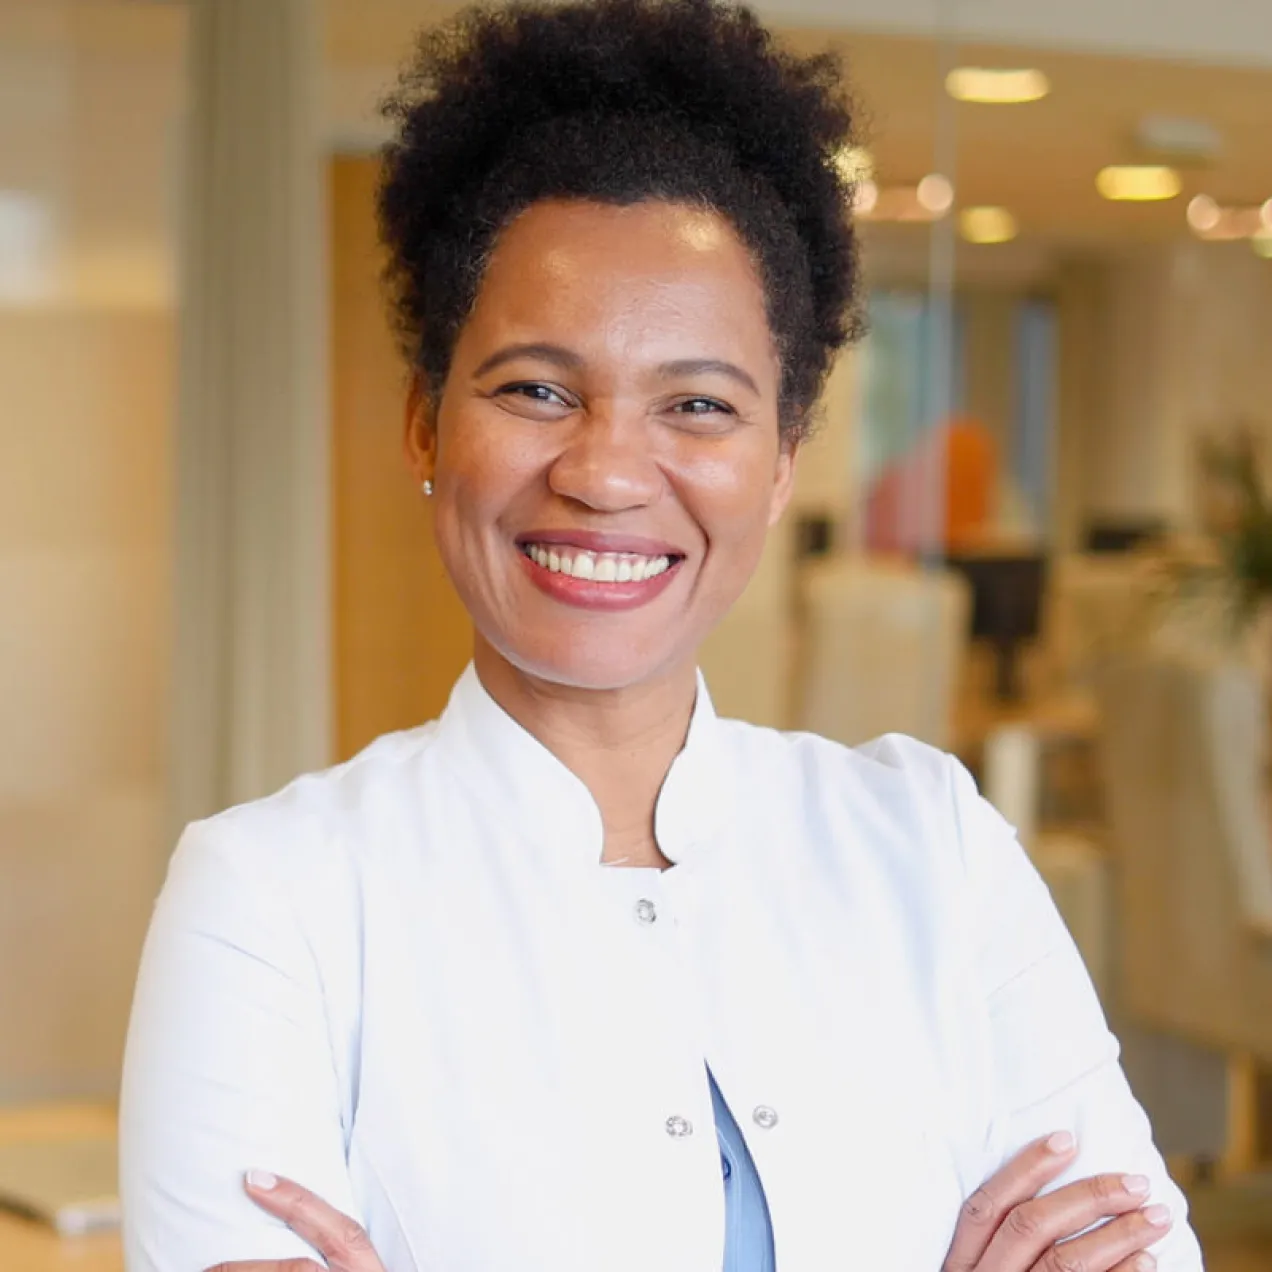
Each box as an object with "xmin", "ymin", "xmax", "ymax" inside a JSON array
[{"xmin": 0, "ymin": 1105, "xmax": 122, "ymax": 1272}]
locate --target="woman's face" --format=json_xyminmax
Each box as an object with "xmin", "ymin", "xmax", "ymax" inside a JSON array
[{"xmin": 406, "ymin": 198, "xmax": 795, "ymax": 692}]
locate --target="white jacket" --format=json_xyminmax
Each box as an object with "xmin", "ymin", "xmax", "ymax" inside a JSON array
[{"xmin": 120, "ymin": 666, "xmax": 1202, "ymax": 1272}]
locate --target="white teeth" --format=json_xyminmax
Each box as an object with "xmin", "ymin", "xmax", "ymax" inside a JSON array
[{"xmin": 524, "ymin": 544, "xmax": 677, "ymax": 583}]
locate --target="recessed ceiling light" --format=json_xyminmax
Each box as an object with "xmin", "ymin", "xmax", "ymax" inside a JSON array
[
  {"xmin": 916, "ymin": 173, "xmax": 955, "ymax": 214},
  {"xmin": 1096, "ymin": 166, "xmax": 1182, "ymax": 202},
  {"xmin": 1187, "ymin": 195, "xmax": 1221, "ymax": 232},
  {"xmin": 834, "ymin": 145, "xmax": 874, "ymax": 185},
  {"xmin": 959, "ymin": 206, "xmax": 1018, "ymax": 244},
  {"xmin": 946, "ymin": 67, "xmax": 1050, "ymax": 104},
  {"xmin": 1187, "ymin": 195, "xmax": 1272, "ymax": 241},
  {"xmin": 854, "ymin": 182, "xmax": 951, "ymax": 224}
]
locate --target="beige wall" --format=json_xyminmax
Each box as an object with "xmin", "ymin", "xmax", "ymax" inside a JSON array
[{"xmin": 0, "ymin": 311, "xmax": 173, "ymax": 1101}]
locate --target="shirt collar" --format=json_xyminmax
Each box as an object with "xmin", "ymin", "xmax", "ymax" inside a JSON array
[{"xmin": 434, "ymin": 663, "xmax": 734, "ymax": 867}]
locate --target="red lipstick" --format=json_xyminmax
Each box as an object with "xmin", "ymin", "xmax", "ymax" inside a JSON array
[{"xmin": 515, "ymin": 534, "xmax": 685, "ymax": 612}]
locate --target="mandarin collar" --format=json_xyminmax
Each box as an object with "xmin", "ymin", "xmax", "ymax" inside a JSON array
[{"xmin": 434, "ymin": 663, "xmax": 734, "ymax": 867}]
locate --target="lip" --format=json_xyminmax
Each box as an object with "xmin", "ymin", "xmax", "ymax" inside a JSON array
[
  {"xmin": 517, "ymin": 546, "xmax": 684, "ymax": 612},
  {"xmin": 515, "ymin": 529, "xmax": 686, "ymax": 559}
]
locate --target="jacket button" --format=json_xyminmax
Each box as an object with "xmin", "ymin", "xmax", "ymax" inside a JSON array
[
  {"xmin": 634, "ymin": 899, "xmax": 657, "ymax": 924},
  {"xmin": 665, "ymin": 1115, "xmax": 693, "ymax": 1138},
  {"xmin": 752, "ymin": 1105, "xmax": 779, "ymax": 1130}
]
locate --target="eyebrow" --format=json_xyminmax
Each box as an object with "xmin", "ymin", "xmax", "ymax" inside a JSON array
[
  {"xmin": 472, "ymin": 344, "xmax": 761, "ymax": 397},
  {"xmin": 472, "ymin": 343, "xmax": 583, "ymax": 379},
  {"xmin": 655, "ymin": 358, "xmax": 760, "ymax": 397}
]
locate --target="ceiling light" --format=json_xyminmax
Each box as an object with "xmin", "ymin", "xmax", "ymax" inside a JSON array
[
  {"xmin": 1187, "ymin": 196, "xmax": 1272, "ymax": 241},
  {"xmin": 1096, "ymin": 165, "xmax": 1182, "ymax": 202},
  {"xmin": 1187, "ymin": 195, "xmax": 1221, "ymax": 233},
  {"xmin": 959, "ymin": 206, "xmax": 1018, "ymax": 244},
  {"xmin": 834, "ymin": 145, "xmax": 875, "ymax": 185},
  {"xmin": 854, "ymin": 182, "xmax": 951, "ymax": 224},
  {"xmin": 946, "ymin": 67, "xmax": 1050, "ymax": 104},
  {"xmin": 916, "ymin": 173, "xmax": 955, "ymax": 215}
]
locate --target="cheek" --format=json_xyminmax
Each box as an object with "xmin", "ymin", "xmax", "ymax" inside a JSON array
[
  {"xmin": 435, "ymin": 410, "xmax": 541, "ymax": 526},
  {"xmin": 688, "ymin": 445, "xmax": 782, "ymax": 538},
  {"xmin": 678, "ymin": 446, "xmax": 782, "ymax": 588}
]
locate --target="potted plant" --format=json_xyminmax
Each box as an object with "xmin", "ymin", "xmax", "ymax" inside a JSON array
[{"xmin": 1171, "ymin": 428, "xmax": 1272, "ymax": 680}]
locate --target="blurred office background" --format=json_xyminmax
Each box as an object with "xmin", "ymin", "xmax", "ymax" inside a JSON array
[{"xmin": 2, "ymin": 0, "xmax": 1272, "ymax": 1267}]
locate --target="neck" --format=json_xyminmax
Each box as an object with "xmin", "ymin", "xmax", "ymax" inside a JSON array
[{"xmin": 472, "ymin": 639, "xmax": 698, "ymax": 868}]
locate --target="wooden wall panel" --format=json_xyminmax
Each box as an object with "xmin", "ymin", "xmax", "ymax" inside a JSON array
[{"xmin": 330, "ymin": 156, "xmax": 472, "ymax": 761}]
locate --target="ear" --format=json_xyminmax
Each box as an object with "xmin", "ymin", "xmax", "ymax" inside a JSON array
[
  {"xmin": 402, "ymin": 374, "xmax": 437, "ymax": 484},
  {"xmin": 767, "ymin": 441, "xmax": 798, "ymax": 527}
]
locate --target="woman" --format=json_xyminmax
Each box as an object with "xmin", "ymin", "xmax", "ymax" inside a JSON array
[{"xmin": 120, "ymin": 2, "xmax": 1202, "ymax": 1270}]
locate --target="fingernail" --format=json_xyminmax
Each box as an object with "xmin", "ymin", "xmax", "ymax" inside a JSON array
[
  {"xmin": 1046, "ymin": 1131, "xmax": 1076, "ymax": 1153},
  {"xmin": 1133, "ymin": 1254, "xmax": 1157, "ymax": 1271},
  {"xmin": 1123, "ymin": 1174, "xmax": 1151, "ymax": 1195},
  {"xmin": 246, "ymin": 1169, "xmax": 278, "ymax": 1191},
  {"xmin": 1143, "ymin": 1203, "xmax": 1172, "ymax": 1227}
]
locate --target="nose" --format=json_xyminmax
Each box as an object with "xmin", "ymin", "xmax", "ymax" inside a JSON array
[{"xmin": 546, "ymin": 406, "xmax": 663, "ymax": 513}]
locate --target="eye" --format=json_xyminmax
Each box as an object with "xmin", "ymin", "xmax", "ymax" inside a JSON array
[
  {"xmin": 496, "ymin": 382, "xmax": 573, "ymax": 408},
  {"xmin": 672, "ymin": 397, "xmax": 735, "ymax": 417}
]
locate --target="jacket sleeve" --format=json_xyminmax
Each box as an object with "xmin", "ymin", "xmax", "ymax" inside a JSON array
[
  {"xmin": 120, "ymin": 818, "xmax": 358, "ymax": 1272},
  {"xmin": 947, "ymin": 756, "xmax": 1205, "ymax": 1271}
]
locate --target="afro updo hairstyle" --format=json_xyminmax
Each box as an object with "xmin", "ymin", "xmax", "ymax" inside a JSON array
[{"xmin": 378, "ymin": 0, "xmax": 863, "ymax": 443}]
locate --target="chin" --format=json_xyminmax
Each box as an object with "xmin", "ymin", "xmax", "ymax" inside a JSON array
[{"xmin": 489, "ymin": 626, "xmax": 695, "ymax": 694}]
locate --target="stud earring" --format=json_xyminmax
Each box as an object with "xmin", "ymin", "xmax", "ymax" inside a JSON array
[{"xmin": 421, "ymin": 479, "xmax": 434, "ymax": 497}]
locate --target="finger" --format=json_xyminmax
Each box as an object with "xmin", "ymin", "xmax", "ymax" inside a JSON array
[
  {"xmin": 981, "ymin": 1175, "xmax": 1158, "ymax": 1272},
  {"xmin": 943, "ymin": 1133, "xmax": 1078, "ymax": 1272},
  {"xmin": 1030, "ymin": 1205, "xmax": 1172, "ymax": 1272},
  {"xmin": 244, "ymin": 1171, "xmax": 383, "ymax": 1272},
  {"xmin": 1108, "ymin": 1253, "xmax": 1158, "ymax": 1272}
]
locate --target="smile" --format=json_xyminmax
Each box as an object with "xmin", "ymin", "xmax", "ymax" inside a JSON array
[{"xmin": 520, "ymin": 543, "xmax": 675, "ymax": 583}]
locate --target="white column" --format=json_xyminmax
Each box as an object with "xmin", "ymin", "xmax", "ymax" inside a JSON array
[
  {"xmin": 171, "ymin": 0, "xmax": 330, "ymax": 833},
  {"xmin": 1078, "ymin": 243, "xmax": 1272, "ymax": 535}
]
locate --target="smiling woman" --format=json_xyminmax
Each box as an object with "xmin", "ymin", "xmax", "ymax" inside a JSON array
[{"xmin": 119, "ymin": 2, "xmax": 1202, "ymax": 1271}]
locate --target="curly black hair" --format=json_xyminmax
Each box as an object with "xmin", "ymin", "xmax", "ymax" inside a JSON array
[{"xmin": 378, "ymin": 0, "xmax": 862, "ymax": 441}]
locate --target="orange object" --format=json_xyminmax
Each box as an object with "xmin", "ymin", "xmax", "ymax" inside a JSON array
[{"xmin": 865, "ymin": 415, "xmax": 997, "ymax": 553}]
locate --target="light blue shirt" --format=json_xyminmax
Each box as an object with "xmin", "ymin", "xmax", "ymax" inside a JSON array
[{"xmin": 709, "ymin": 1070, "xmax": 776, "ymax": 1272}]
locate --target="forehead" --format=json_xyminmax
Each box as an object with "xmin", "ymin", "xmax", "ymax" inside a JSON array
[{"xmin": 463, "ymin": 199, "xmax": 776, "ymax": 363}]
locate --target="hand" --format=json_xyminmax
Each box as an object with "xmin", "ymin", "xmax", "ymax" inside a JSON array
[
  {"xmin": 942, "ymin": 1133, "xmax": 1174, "ymax": 1272},
  {"xmin": 204, "ymin": 1171, "xmax": 387, "ymax": 1272}
]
